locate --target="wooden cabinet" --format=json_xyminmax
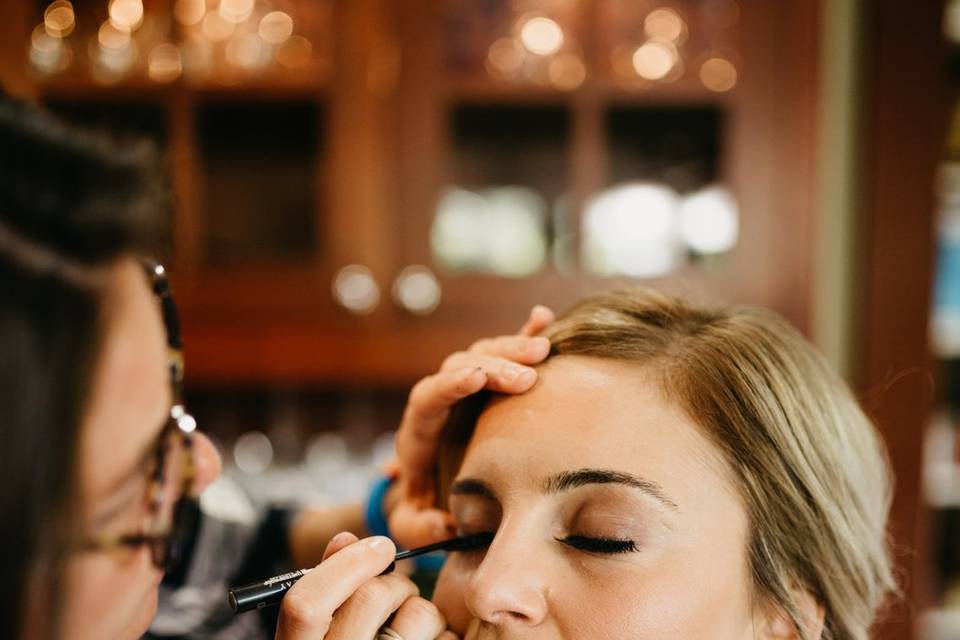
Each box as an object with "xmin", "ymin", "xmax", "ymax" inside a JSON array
[{"xmin": 11, "ymin": 0, "xmax": 820, "ymax": 386}]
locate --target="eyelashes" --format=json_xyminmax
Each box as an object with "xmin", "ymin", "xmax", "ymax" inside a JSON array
[
  {"xmin": 558, "ymin": 535, "xmax": 638, "ymax": 554},
  {"xmin": 454, "ymin": 531, "xmax": 639, "ymax": 555}
]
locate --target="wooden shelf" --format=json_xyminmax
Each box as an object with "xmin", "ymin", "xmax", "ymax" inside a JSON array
[
  {"xmin": 34, "ymin": 74, "xmax": 330, "ymax": 101},
  {"xmin": 445, "ymin": 75, "xmax": 738, "ymax": 107}
]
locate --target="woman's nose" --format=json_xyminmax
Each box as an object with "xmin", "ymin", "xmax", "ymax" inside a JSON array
[
  {"xmin": 464, "ymin": 531, "xmax": 550, "ymax": 627},
  {"xmin": 189, "ymin": 431, "xmax": 222, "ymax": 496}
]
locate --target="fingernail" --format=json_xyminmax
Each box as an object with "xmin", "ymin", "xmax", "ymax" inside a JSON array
[
  {"xmin": 515, "ymin": 369, "xmax": 537, "ymax": 387},
  {"xmin": 330, "ymin": 531, "xmax": 353, "ymax": 547},
  {"xmin": 502, "ymin": 363, "xmax": 525, "ymax": 381},
  {"xmin": 366, "ymin": 536, "xmax": 394, "ymax": 554}
]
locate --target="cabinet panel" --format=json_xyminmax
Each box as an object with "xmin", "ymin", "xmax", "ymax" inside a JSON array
[{"xmin": 198, "ymin": 100, "xmax": 322, "ymax": 265}]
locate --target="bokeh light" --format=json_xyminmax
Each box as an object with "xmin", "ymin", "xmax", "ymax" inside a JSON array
[
  {"xmin": 44, "ymin": 1, "xmax": 75, "ymax": 38},
  {"xmin": 108, "ymin": 0, "xmax": 144, "ymax": 33},
  {"xmin": 201, "ymin": 10, "xmax": 235, "ymax": 41},
  {"xmin": 148, "ymin": 43, "xmax": 183, "ymax": 83},
  {"xmin": 519, "ymin": 16, "xmax": 565, "ymax": 56},
  {"xmin": 259, "ymin": 11, "xmax": 294, "ymax": 45},
  {"xmin": 219, "ymin": 0, "xmax": 255, "ymax": 24},
  {"xmin": 276, "ymin": 35, "xmax": 312, "ymax": 69},
  {"xmin": 486, "ymin": 37, "xmax": 525, "ymax": 78},
  {"xmin": 226, "ymin": 33, "xmax": 266, "ymax": 70},
  {"xmin": 700, "ymin": 57, "xmax": 737, "ymax": 92},
  {"xmin": 678, "ymin": 186, "xmax": 738, "ymax": 254},
  {"xmin": 632, "ymin": 41, "xmax": 678, "ymax": 80},
  {"xmin": 233, "ymin": 431, "xmax": 274, "ymax": 475},
  {"xmin": 583, "ymin": 183, "xmax": 680, "ymax": 277},
  {"xmin": 98, "ymin": 20, "xmax": 131, "ymax": 50},
  {"xmin": 548, "ymin": 53, "xmax": 586, "ymax": 90},
  {"xmin": 644, "ymin": 8, "xmax": 685, "ymax": 43},
  {"xmin": 173, "ymin": 0, "xmax": 206, "ymax": 27},
  {"xmin": 332, "ymin": 265, "xmax": 380, "ymax": 315}
]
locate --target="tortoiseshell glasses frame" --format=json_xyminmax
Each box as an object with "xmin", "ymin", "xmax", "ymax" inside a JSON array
[{"xmin": 81, "ymin": 261, "xmax": 199, "ymax": 571}]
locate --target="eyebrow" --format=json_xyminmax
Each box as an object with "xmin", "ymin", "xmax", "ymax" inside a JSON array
[
  {"xmin": 545, "ymin": 468, "xmax": 679, "ymax": 510},
  {"xmin": 449, "ymin": 467, "xmax": 679, "ymax": 511}
]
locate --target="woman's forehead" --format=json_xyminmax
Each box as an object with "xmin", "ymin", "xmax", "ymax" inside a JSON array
[{"xmin": 458, "ymin": 356, "xmax": 738, "ymax": 508}]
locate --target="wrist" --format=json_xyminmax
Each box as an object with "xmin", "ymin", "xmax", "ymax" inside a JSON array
[{"xmin": 364, "ymin": 474, "xmax": 395, "ymax": 538}]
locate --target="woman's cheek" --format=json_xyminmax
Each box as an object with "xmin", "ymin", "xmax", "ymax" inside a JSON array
[{"xmin": 432, "ymin": 560, "xmax": 475, "ymax": 634}]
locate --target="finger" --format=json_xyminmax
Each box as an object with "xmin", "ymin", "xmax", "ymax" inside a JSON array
[
  {"xmin": 439, "ymin": 353, "xmax": 538, "ymax": 393},
  {"xmin": 405, "ymin": 367, "xmax": 487, "ymax": 427},
  {"xmin": 388, "ymin": 501, "xmax": 456, "ymax": 549},
  {"xmin": 395, "ymin": 368, "xmax": 487, "ymax": 479},
  {"xmin": 322, "ymin": 531, "xmax": 359, "ymax": 562},
  {"xmin": 323, "ymin": 573, "xmax": 418, "ymax": 639},
  {"xmin": 437, "ymin": 632, "xmax": 461, "ymax": 640},
  {"xmin": 388, "ymin": 596, "xmax": 448, "ymax": 640},
  {"xmin": 275, "ymin": 536, "xmax": 395, "ymax": 640},
  {"xmin": 519, "ymin": 305, "xmax": 555, "ymax": 337},
  {"xmin": 462, "ymin": 335, "xmax": 551, "ymax": 365}
]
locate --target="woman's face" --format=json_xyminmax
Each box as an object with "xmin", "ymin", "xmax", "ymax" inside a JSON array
[
  {"xmin": 52, "ymin": 258, "xmax": 221, "ymax": 640},
  {"xmin": 432, "ymin": 355, "xmax": 768, "ymax": 639}
]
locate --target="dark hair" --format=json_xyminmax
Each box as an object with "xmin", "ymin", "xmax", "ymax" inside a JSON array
[{"xmin": 0, "ymin": 96, "xmax": 167, "ymax": 639}]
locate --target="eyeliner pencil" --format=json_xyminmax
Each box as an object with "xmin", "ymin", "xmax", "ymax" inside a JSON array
[{"xmin": 228, "ymin": 533, "xmax": 492, "ymax": 614}]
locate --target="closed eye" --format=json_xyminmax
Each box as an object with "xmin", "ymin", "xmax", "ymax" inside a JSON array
[
  {"xmin": 557, "ymin": 535, "xmax": 638, "ymax": 554},
  {"xmin": 453, "ymin": 530, "xmax": 496, "ymax": 554}
]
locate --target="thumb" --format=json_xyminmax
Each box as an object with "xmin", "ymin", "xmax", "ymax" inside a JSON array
[
  {"xmin": 322, "ymin": 531, "xmax": 359, "ymax": 561},
  {"xmin": 388, "ymin": 502, "xmax": 456, "ymax": 548}
]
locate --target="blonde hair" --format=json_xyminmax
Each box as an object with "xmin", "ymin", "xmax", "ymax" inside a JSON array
[
  {"xmin": 442, "ymin": 288, "xmax": 896, "ymax": 640},
  {"xmin": 541, "ymin": 288, "xmax": 896, "ymax": 640}
]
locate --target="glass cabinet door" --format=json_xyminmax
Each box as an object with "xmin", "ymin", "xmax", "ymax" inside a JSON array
[{"xmin": 389, "ymin": 0, "xmax": 754, "ymax": 342}]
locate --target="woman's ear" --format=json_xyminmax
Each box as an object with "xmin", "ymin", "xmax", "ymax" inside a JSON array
[{"xmin": 756, "ymin": 586, "xmax": 825, "ymax": 640}]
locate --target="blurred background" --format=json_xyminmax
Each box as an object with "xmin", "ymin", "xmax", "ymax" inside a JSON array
[{"xmin": 0, "ymin": 0, "xmax": 954, "ymax": 638}]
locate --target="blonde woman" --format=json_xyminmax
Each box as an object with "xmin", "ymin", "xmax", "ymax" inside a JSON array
[{"xmin": 410, "ymin": 288, "xmax": 897, "ymax": 640}]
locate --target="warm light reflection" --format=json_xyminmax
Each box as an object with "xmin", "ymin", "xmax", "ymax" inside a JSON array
[
  {"xmin": 30, "ymin": 24, "xmax": 71, "ymax": 74},
  {"xmin": 148, "ymin": 43, "xmax": 182, "ymax": 83},
  {"xmin": 432, "ymin": 186, "xmax": 547, "ymax": 277},
  {"xmin": 332, "ymin": 265, "xmax": 380, "ymax": 315},
  {"xmin": 32, "ymin": 24, "xmax": 60, "ymax": 53},
  {"xmin": 98, "ymin": 21, "xmax": 131, "ymax": 50},
  {"xmin": 233, "ymin": 431, "xmax": 273, "ymax": 475},
  {"xmin": 44, "ymin": 1, "xmax": 75, "ymax": 38},
  {"xmin": 201, "ymin": 10, "xmax": 235, "ymax": 41},
  {"xmin": 519, "ymin": 16, "xmax": 564, "ymax": 56},
  {"xmin": 700, "ymin": 57, "xmax": 737, "ymax": 92},
  {"xmin": 276, "ymin": 35, "xmax": 312, "ymax": 69},
  {"xmin": 632, "ymin": 41, "xmax": 677, "ymax": 80},
  {"xmin": 392, "ymin": 265, "xmax": 441, "ymax": 315},
  {"xmin": 108, "ymin": 0, "xmax": 144, "ymax": 32},
  {"xmin": 219, "ymin": 0, "xmax": 255, "ymax": 24},
  {"xmin": 91, "ymin": 35, "xmax": 138, "ymax": 83},
  {"xmin": 225, "ymin": 33, "xmax": 265, "ymax": 69},
  {"xmin": 678, "ymin": 186, "xmax": 738, "ymax": 254},
  {"xmin": 548, "ymin": 53, "xmax": 585, "ymax": 90},
  {"xmin": 173, "ymin": 0, "xmax": 206, "ymax": 27},
  {"xmin": 486, "ymin": 37, "xmax": 525, "ymax": 78},
  {"xmin": 644, "ymin": 8, "xmax": 685, "ymax": 43},
  {"xmin": 583, "ymin": 183, "xmax": 680, "ymax": 277},
  {"xmin": 259, "ymin": 11, "xmax": 294, "ymax": 45}
]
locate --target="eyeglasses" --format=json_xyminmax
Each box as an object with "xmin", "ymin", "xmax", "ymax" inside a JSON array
[{"xmin": 81, "ymin": 261, "xmax": 200, "ymax": 572}]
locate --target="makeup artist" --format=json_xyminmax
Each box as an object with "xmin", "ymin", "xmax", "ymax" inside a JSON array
[{"xmin": 0, "ymin": 95, "xmax": 552, "ymax": 640}]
